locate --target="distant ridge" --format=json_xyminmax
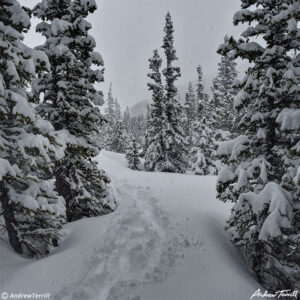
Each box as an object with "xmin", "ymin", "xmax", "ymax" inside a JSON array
[{"xmin": 130, "ymin": 100, "xmax": 149, "ymax": 117}]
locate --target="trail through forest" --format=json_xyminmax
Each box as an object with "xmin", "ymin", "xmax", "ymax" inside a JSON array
[{"xmin": 0, "ymin": 151, "xmax": 260, "ymax": 300}]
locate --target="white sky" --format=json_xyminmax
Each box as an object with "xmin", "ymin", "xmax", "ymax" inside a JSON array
[{"xmin": 20, "ymin": 0, "xmax": 246, "ymax": 110}]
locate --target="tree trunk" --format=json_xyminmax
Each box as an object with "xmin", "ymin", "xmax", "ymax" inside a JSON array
[
  {"xmin": 0, "ymin": 182, "xmax": 23, "ymax": 254},
  {"xmin": 55, "ymin": 164, "xmax": 73, "ymax": 222}
]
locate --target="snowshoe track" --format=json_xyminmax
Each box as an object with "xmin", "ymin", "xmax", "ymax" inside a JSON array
[{"xmin": 55, "ymin": 179, "xmax": 190, "ymax": 300}]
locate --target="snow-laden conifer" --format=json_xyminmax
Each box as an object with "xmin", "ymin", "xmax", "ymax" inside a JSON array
[
  {"xmin": 211, "ymin": 52, "xmax": 237, "ymax": 134},
  {"xmin": 196, "ymin": 65, "xmax": 209, "ymax": 119},
  {"xmin": 123, "ymin": 105, "xmax": 131, "ymax": 133},
  {"xmin": 144, "ymin": 50, "xmax": 165, "ymax": 171},
  {"xmin": 106, "ymin": 120, "xmax": 128, "ymax": 153},
  {"xmin": 141, "ymin": 104, "xmax": 151, "ymax": 157},
  {"xmin": 161, "ymin": 12, "xmax": 187, "ymax": 173},
  {"xmin": 105, "ymin": 83, "xmax": 116, "ymax": 124},
  {"xmin": 216, "ymin": 0, "xmax": 300, "ymax": 290},
  {"xmin": 146, "ymin": 14, "xmax": 187, "ymax": 173},
  {"xmin": 126, "ymin": 138, "xmax": 140, "ymax": 170},
  {"xmin": 0, "ymin": 0, "xmax": 66, "ymax": 256},
  {"xmin": 189, "ymin": 118, "xmax": 218, "ymax": 175},
  {"xmin": 32, "ymin": 0, "xmax": 116, "ymax": 222},
  {"xmin": 146, "ymin": 13, "xmax": 187, "ymax": 173},
  {"xmin": 114, "ymin": 98, "xmax": 121, "ymax": 121},
  {"xmin": 183, "ymin": 82, "xmax": 197, "ymax": 146}
]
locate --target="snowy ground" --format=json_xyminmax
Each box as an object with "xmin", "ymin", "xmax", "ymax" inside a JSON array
[{"xmin": 0, "ymin": 150, "xmax": 261, "ymax": 300}]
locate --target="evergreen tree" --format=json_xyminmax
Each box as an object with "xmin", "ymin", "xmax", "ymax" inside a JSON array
[
  {"xmin": 187, "ymin": 65, "xmax": 221, "ymax": 173},
  {"xmin": 183, "ymin": 82, "xmax": 197, "ymax": 146},
  {"xmin": 211, "ymin": 52, "xmax": 237, "ymax": 133},
  {"xmin": 177, "ymin": 91, "xmax": 181, "ymax": 104},
  {"xmin": 195, "ymin": 65, "xmax": 217, "ymax": 130},
  {"xmin": 130, "ymin": 115, "xmax": 146, "ymax": 146},
  {"xmin": 32, "ymin": 0, "xmax": 116, "ymax": 222},
  {"xmin": 196, "ymin": 65, "xmax": 208, "ymax": 119},
  {"xmin": 114, "ymin": 98, "xmax": 121, "ymax": 121},
  {"xmin": 145, "ymin": 13, "xmax": 187, "ymax": 173},
  {"xmin": 123, "ymin": 105, "xmax": 131, "ymax": 133},
  {"xmin": 106, "ymin": 120, "xmax": 128, "ymax": 153},
  {"xmin": 105, "ymin": 82, "xmax": 116, "ymax": 124},
  {"xmin": 102, "ymin": 84, "xmax": 118, "ymax": 149},
  {"xmin": 189, "ymin": 118, "xmax": 218, "ymax": 175},
  {"xmin": 145, "ymin": 50, "xmax": 165, "ymax": 171},
  {"xmin": 216, "ymin": 0, "xmax": 300, "ymax": 291},
  {"xmin": 160, "ymin": 12, "xmax": 187, "ymax": 173},
  {"xmin": 0, "ymin": 0, "xmax": 65, "ymax": 256},
  {"xmin": 142, "ymin": 104, "xmax": 151, "ymax": 157},
  {"xmin": 126, "ymin": 138, "xmax": 140, "ymax": 170}
]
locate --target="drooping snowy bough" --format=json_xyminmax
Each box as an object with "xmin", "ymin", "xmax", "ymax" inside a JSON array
[
  {"xmin": 216, "ymin": 0, "xmax": 300, "ymax": 291},
  {"xmin": 32, "ymin": 0, "xmax": 116, "ymax": 222},
  {"xmin": 0, "ymin": 0, "xmax": 66, "ymax": 256}
]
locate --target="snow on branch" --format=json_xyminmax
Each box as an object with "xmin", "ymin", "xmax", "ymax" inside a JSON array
[
  {"xmin": 276, "ymin": 108, "xmax": 300, "ymax": 131},
  {"xmin": 217, "ymin": 135, "xmax": 249, "ymax": 161},
  {"xmin": 236, "ymin": 183, "xmax": 294, "ymax": 241}
]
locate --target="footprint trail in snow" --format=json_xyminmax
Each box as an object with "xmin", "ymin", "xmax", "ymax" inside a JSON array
[{"xmin": 55, "ymin": 179, "xmax": 197, "ymax": 300}]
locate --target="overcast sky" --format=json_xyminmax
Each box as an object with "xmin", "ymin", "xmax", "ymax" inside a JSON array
[{"xmin": 21, "ymin": 0, "xmax": 245, "ymax": 110}]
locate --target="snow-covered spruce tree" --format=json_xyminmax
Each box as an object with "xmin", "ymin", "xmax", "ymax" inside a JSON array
[
  {"xmin": 189, "ymin": 118, "xmax": 218, "ymax": 175},
  {"xmin": 114, "ymin": 98, "xmax": 121, "ymax": 121},
  {"xmin": 105, "ymin": 82, "xmax": 116, "ymax": 124},
  {"xmin": 195, "ymin": 65, "xmax": 218, "ymax": 134},
  {"xmin": 130, "ymin": 115, "xmax": 146, "ymax": 146},
  {"xmin": 196, "ymin": 65, "xmax": 209, "ymax": 120},
  {"xmin": 211, "ymin": 52, "xmax": 237, "ymax": 134},
  {"xmin": 32, "ymin": 0, "xmax": 116, "ymax": 222},
  {"xmin": 141, "ymin": 104, "xmax": 151, "ymax": 157},
  {"xmin": 101, "ymin": 83, "xmax": 117, "ymax": 149},
  {"xmin": 188, "ymin": 65, "xmax": 220, "ymax": 173},
  {"xmin": 144, "ymin": 50, "xmax": 165, "ymax": 171},
  {"xmin": 126, "ymin": 138, "xmax": 140, "ymax": 170},
  {"xmin": 161, "ymin": 12, "xmax": 187, "ymax": 173},
  {"xmin": 123, "ymin": 105, "xmax": 131, "ymax": 134},
  {"xmin": 183, "ymin": 82, "xmax": 197, "ymax": 146},
  {"xmin": 0, "ymin": 0, "xmax": 66, "ymax": 256},
  {"xmin": 106, "ymin": 120, "xmax": 128, "ymax": 153},
  {"xmin": 216, "ymin": 0, "xmax": 300, "ymax": 291}
]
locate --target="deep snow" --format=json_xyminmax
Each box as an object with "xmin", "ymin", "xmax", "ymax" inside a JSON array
[{"xmin": 0, "ymin": 150, "xmax": 260, "ymax": 300}]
